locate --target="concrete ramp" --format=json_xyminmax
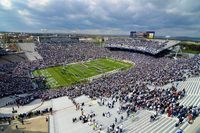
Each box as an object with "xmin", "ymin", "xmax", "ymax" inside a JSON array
[{"xmin": 17, "ymin": 43, "xmax": 43, "ymax": 61}]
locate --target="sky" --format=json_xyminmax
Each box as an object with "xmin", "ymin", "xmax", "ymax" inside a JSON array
[{"xmin": 0, "ymin": 0, "xmax": 200, "ymax": 37}]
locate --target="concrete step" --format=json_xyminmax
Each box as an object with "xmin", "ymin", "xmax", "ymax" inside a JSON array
[
  {"xmin": 123, "ymin": 112, "xmax": 151, "ymax": 133},
  {"xmin": 152, "ymin": 118, "xmax": 176, "ymax": 133},
  {"xmin": 169, "ymin": 121, "xmax": 189, "ymax": 133},
  {"xmin": 123, "ymin": 115, "xmax": 150, "ymax": 132},
  {"xmin": 123, "ymin": 111, "xmax": 149, "ymax": 129},
  {"xmin": 139, "ymin": 117, "xmax": 168, "ymax": 133}
]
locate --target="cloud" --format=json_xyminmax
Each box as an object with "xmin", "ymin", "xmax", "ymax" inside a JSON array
[
  {"xmin": 0, "ymin": 0, "xmax": 200, "ymax": 37},
  {"xmin": 17, "ymin": 9, "xmax": 40, "ymax": 25},
  {"xmin": 0, "ymin": 0, "xmax": 12, "ymax": 10},
  {"xmin": 18, "ymin": 9, "xmax": 30, "ymax": 16},
  {"xmin": 27, "ymin": 0, "xmax": 50, "ymax": 10}
]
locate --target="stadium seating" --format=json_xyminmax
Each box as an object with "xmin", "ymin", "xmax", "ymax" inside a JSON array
[
  {"xmin": 39, "ymin": 37, "xmax": 79, "ymax": 45},
  {"xmin": 105, "ymin": 38, "xmax": 180, "ymax": 55},
  {"xmin": 178, "ymin": 77, "xmax": 200, "ymax": 107},
  {"xmin": 106, "ymin": 77, "xmax": 200, "ymax": 133},
  {"xmin": 0, "ymin": 39, "xmax": 199, "ymax": 133},
  {"xmin": 118, "ymin": 110, "xmax": 179, "ymax": 133},
  {"xmin": 0, "ymin": 47, "xmax": 7, "ymax": 56}
]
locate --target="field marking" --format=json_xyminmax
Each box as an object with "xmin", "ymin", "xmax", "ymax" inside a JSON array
[
  {"xmin": 39, "ymin": 69, "xmax": 59, "ymax": 88},
  {"xmin": 32, "ymin": 58, "xmax": 133, "ymax": 88}
]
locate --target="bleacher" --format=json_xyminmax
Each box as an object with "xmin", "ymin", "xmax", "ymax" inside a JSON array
[
  {"xmin": 114, "ymin": 77, "xmax": 200, "ymax": 133},
  {"xmin": 105, "ymin": 38, "xmax": 180, "ymax": 55},
  {"xmin": 118, "ymin": 110, "xmax": 179, "ymax": 133},
  {"xmin": 51, "ymin": 76, "xmax": 200, "ymax": 133},
  {"xmin": 39, "ymin": 36, "xmax": 79, "ymax": 44},
  {"xmin": 17, "ymin": 43, "xmax": 43, "ymax": 61},
  {"xmin": 178, "ymin": 77, "xmax": 200, "ymax": 107}
]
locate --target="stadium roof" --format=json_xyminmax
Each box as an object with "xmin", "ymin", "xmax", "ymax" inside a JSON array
[{"xmin": 105, "ymin": 40, "xmax": 180, "ymax": 55}]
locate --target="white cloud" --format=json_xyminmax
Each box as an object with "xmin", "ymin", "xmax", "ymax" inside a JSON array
[
  {"xmin": 18, "ymin": 9, "xmax": 30, "ymax": 16},
  {"xmin": 82, "ymin": 20, "xmax": 93, "ymax": 26},
  {"xmin": 0, "ymin": 0, "xmax": 12, "ymax": 10},
  {"xmin": 17, "ymin": 9, "xmax": 40, "ymax": 25},
  {"xmin": 25, "ymin": 18, "xmax": 40, "ymax": 25},
  {"xmin": 0, "ymin": 0, "xmax": 200, "ymax": 36},
  {"xmin": 59, "ymin": 28, "xmax": 127, "ymax": 35},
  {"xmin": 166, "ymin": 7, "xmax": 195, "ymax": 16},
  {"xmin": 27, "ymin": 0, "xmax": 51, "ymax": 10}
]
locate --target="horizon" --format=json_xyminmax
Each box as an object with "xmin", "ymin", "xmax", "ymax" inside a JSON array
[{"xmin": 1, "ymin": 31, "xmax": 200, "ymax": 39}]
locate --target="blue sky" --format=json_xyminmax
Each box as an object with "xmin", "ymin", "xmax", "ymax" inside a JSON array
[{"xmin": 0, "ymin": 0, "xmax": 200, "ymax": 37}]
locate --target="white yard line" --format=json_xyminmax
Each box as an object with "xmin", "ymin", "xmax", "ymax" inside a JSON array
[{"xmin": 33, "ymin": 58, "xmax": 134, "ymax": 87}]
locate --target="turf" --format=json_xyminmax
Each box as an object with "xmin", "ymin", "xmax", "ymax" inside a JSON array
[
  {"xmin": 182, "ymin": 49, "xmax": 200, "ymax": 54},
  {"xmin": 32, "ymin": 58, "xmax": 133, "ymax": 88}
]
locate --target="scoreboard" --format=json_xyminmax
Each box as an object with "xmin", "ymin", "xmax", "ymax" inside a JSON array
[
  {"xmin": 130, "ymin": 31, "xmax": 155, "ymax": 39},
  {"xmin": 146, "ymin": 31, "xmax": 155, "ymax": 39}
]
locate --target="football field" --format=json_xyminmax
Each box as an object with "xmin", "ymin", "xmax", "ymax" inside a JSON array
[{"xmin": 32, "ymin": 58, "xmax": 133, "ymax": 88}]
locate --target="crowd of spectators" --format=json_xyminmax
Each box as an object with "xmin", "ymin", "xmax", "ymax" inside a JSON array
[
  {"xmin": 0, "ymin": 74, "xmax": 34, "ymax": 98},
  {"xmin": 0, "ymin": 47, "xmax": 7, "ymax": 56},
  {"xmin": 118, "ymin": 85, "xmax": 200, "ymax": 125},
  {"xmin": 0, "ymin": 108, "xmax": 52, "ymax": 127},
  {"xmin": 0, "ymin": 40, "xmax": 199, "ymax": 114},
  {"xmin": 39, "ymin": 37, "xmax": 79, "ymax": 45},
  {"xmin": 106, "ymin": 38, "xmax": 176, "ymax": 54},
  {"xmin": 18, "ymin": 108, "xmax": 52, "ymax": 119}
]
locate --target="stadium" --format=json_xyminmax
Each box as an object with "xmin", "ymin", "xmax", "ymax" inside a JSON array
[{"xmin": 0, "ymin": 31, "xmax": 200, "ymax": 133}]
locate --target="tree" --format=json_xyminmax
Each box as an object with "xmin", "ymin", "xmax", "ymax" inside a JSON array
[{"xmin": 2, "ymin": 33, "xmax": 9, "ymax": 45}]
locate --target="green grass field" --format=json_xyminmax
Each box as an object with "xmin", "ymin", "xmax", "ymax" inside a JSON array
[{"xmin": 32, "ymin": 58, "xmax": 133, "ymax": 88}]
